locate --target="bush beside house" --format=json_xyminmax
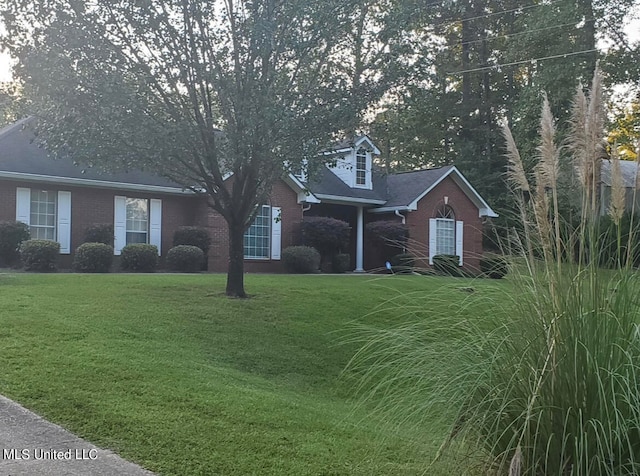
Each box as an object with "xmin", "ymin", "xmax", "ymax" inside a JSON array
[
  {"xmin": 166, "ymin": 245, "xmax": 204, "ymax": 273},
  {"xmin": 0, "ymin": 221, "xmax": 30, "ymax": 267},
  {"xmin": 301, "ymin": 217, "xmax": 350, "ymax": 272},
  {"xmin": 282, "ymin": 246, "xmax": 320, "ymax": 273},
  {"xmin": 20, "ymin": 239, "xmax": 60, "ymax": 271},
  {"xmin": 73, "ymin": 242, "xmax": 114, "ymax": 273},
  {"xmin": 173, "ymin": 226, "xmax": 211, "ymax": 270},
  {"xmin": 120, "ymin": 244, "xmax": 158, "ymax": 272},
  {"xmin": 433, "ymin": 254, "xmax": 463, "ymax": 277},
  {"xmin": 83, "ymin": 224, "xmax": 114, "ymax": 246}
]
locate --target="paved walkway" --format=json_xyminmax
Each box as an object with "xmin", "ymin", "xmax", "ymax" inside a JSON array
[{"xmin": 0, "ymin": 395, "xmax": 155, "ymax": 476}]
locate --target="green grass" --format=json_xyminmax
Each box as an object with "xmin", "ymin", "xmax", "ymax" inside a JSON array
[{"xmin": 0, "ymin": 273, "xmax": 507, "ymax": 475}]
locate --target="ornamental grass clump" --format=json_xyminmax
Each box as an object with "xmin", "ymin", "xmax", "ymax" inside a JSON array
[{"xmin": 348, "ymin": 67, "xmax": 640, "ymax": 474}]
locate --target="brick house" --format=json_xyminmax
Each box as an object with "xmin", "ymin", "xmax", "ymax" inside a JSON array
[{"xmin": 0, "ymin": 119, "xmax": 497, "ymax": 272}]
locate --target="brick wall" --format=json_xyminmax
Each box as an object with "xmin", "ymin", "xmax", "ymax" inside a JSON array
[
  {"xmin": 405, "ymin": 175, "xmax": 484, "ymax": 272},
  {"xmin": 0, "ymin": 179, "xmax": 201, "ymax": 268},
  {"xmin": 205, "ymin": 179, "xmax": 303, "ymax": 273}
]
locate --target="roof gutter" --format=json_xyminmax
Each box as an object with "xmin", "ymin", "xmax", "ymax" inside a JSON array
[
  {"xmin": 368, "ymin": 206, "xmax": 414, "ymax": 213},
  {"xmin": 0, "ymin": 171, "xmax": 194, "ymax": 195},
  {"xmin": 314, "ymin": 193, "xmax": 386, "ymax": 206}
]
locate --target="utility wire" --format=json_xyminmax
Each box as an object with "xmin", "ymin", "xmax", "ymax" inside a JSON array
[
  {"xmin": 447, "ymin": 48, "xmax": 598, "ymax": 75},
  {"xmin": 457, "ymin": 0, "xmax": 567, "ymax": 24},
  {"xmin": 456, "ymin": 19, "xmax": 594, "ymax": 47}
]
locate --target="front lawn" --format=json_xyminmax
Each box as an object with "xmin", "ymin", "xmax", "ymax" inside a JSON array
[{"xmin": 0, "ymin": 273, "xmax": 507, "ymax": 475}]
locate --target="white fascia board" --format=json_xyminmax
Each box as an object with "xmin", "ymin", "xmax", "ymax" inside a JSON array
[
  {"xmin": 354, "ymin": 136, "xmax": 381, "ymax": 155},
  {"xmin": 405, "ymin": 166, "xmax": 498, "ymax": 218},
  {"xmin": 314, "ymin": 193, "xmax": 386, "ymax": 205},
  {"xmin": 323, "ymin": 148, "xmax": 352, "ymax": 156},
  {"xmin": 479, "ymin": 207, "xmax": 499, "ymax": 218},
  {"xmin": 447, "ymin": 167, "xmax": 498, "ymax": 217},
  {"xmin": 368, "ymin": 206, "xmax": 415, "ymax": 213},
  {"xmin": 283, "ymin": 174, "xmax": 321, "ymax": 204},
  {"xmin": 0, "ymin": 171, "xmax": 193, "ymax": 195}
]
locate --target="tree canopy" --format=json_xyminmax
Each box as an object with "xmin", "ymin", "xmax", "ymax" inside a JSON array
[{"xmin": 0, "ymin": 0, "xmax": 407, "ymax": 296}]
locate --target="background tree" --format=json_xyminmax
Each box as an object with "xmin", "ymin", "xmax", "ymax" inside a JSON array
[
  {"xmin": 0, "ymin": 0, "xmax": 406, "ymax": 297},
  {"xmin": 0, "ymin": 81, "xmax": 21, "ymax": 126},
  {"xmin": 609, "ymin": 98, "xmax": 640, "ymax": 160},
  {"xmin": 369, "ymin": 0, "xmax": 639, "ymax": 237}
]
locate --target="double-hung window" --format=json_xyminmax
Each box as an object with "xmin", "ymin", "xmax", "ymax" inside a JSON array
[
  {"xmin": 244, "ymin": 205, "xmax": 271, "ymax": 259},
  {"xmin": 16, "ymin": 188, "xmax": 72, "ymax": 254},
  {"xmin": 243, "ymin": 205, "xmax": 282, "ymax": 260},
  {"xmin": 429, "ymin": 205, "xmax": 464, "ymax": 266},
  {"xmin": 125, "ymin": 198, "xmax": 149, "ymax": 244},
  {"xmin": 435, "ymin": 218, "xmax": 456, "ymax": 256},
  {"xmin": 114, "ymin": 196, "xmax": 162, "ymax": 255},
  {"xmin": 30, "ymin": 190, "xmax": 57, "ymax": 240},
  {"xmin": 355, "ymin": 148, "xmax": 367, "ymax": 186}
]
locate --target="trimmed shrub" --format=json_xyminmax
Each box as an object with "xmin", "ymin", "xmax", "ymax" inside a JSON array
[
  {"xmin": 73, "ymin": 243, "xmax": 114, "ymax": 273},
  {"xmin": 84, "ymin": 224, "xmax": 114, "ymax": 246},
  {"xmin": 301, "ymin": 217, "xmax": 350, "ymax": 256},
  {"xmin": 388, "ymin": 252, "xmax": 415, "ymax": 273},
  {"xmin": 332, "ymin": 253, "xmax": 351, "ymax": 273},
  {"xmin": 480, "ymin": 254, "xmax": 508, "ymax": 279},
  {"xmin": 173, "ymin": 227, "xmax": 212, "ymax": 255},
  {"xmin": 166, "ymin": 245, "xmax": 204, "ymax": 273},
  {"xmin": 120, "ymin": 244, "xmax": 158, "ymax": 272},
  {"xmin": 0, "ymin": 221, "xmax": 30, "ymax": 266},
  {"xmin": 282, "ymin": 246, "xmax": 320, "ymax": 273},
  {"xmin": 366, "ymin": 221, "xmax": 409, "ymax": 248},
  {"xmin": 432, "ymin": 254, "xmax": 462, "ymax": 276},
  {"xmin": 20, "ymin": 239, "xmax": 60, "ymax": 271}
]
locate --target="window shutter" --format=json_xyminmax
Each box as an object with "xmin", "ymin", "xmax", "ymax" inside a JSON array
[
  {"xmin": 114, "ymin": 196, "xmax": 127, "ymax": 255},
  {"xmin": 428, "ymin": 218, "xmax": 437, "ymax": 265},
  {"xmin": 57, "ymin": 191, "xmax": 72, "ymax": 254},
  {"xmin": 16, "ymin": 188, "xmax": 31, "ymax": 225},
  {"xmin": 456, "ymin": 220, "xmax": 464, "ymax": 266},
  {"xmin": 149, "ymin": 199, "xmax": 162, "ymax": 256},
  {"xmin": 271, "ymin": 206, "xmax": 281, "ymax": 260}
]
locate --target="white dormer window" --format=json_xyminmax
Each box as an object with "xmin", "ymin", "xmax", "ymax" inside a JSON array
[{"xmin": 356, "ymin": 148, "xmax": 367, "ymax": 186}]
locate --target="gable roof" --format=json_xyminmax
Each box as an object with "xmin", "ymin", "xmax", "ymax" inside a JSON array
[
  {"xmin": 0, "ymin": 118, "xmax": 191, "ymax": 194},
  {"xmin": 384, "ymin": 166, "xmax": 454, "ymax": 208},
  {"xmin": 305, "ymin": 163, "xmax": 498, "ymax": 217},
  {"xmin": 325, "ymin": 135, "xmax": 381, "ymax": 155},
  {"xmin": 304, "ymin": 166, "xmax": 387, "ymax": 204}
]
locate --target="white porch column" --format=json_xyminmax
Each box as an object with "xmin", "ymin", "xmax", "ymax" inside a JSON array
[{"xmin": 355, "ymin": 206, "xmax": 365, "ymax": 272}]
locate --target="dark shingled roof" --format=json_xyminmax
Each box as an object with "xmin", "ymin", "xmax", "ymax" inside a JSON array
[
  {"xmin": 305, "ymin": 166, "xmax": 388, "ymax": 202},
  {"xmin": 305, "ymin": 164, "xmax": 454, "ymax": 208},
  {"xmin": 0, "ymin": 118, "xmax": 186, "ymax": 190},
  {"xmin": 384, "ymin": 166, "xmax": 454, "ymax": 208}
]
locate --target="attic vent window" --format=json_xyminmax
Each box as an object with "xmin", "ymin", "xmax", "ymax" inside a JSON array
[{"xmin": 356, "ymin": 148, "xmax": 367, "ymax": 186}]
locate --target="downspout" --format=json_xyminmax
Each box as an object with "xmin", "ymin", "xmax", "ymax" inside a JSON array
[
  {"xmin": 302, "ymin": 203, "xmax": 312, "ymax": 213},
  {"xmin": 395, "ymin": 210, "xmax": 406, "ymax": 253}
]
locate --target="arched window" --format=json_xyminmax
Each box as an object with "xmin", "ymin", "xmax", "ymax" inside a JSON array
[{"xmin": 434, "ymin": 205, "xmax": 456, "ymax": 256}]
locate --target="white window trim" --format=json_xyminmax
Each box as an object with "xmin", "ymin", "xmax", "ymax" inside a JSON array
[
  {"xmin": 16, "ymin": 187, "xmax": 72, "ymax": 254},
  {"xmin": 353, "ymin": 148, "xmax": 372, "ymax": 190},
  {"xmin": 429, "ymin": 218, "xmax": 464, "ymax": 266},
  {"xmin": 114, "ymin": 196, "xmax": 162, "ymax": 256},
  {"xmin": 243, "ymin": 205, "xmax": 282, "ymax": 261}
]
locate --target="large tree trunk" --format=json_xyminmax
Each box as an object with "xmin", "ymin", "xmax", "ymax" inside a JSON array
[{"xmin": 226, "ymin": 222, "xmax": 247, "ymax": 298}]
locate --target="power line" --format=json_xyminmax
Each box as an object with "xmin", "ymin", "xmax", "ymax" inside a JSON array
[
  {"xmin": 458, "ymin": 0, "xmax": 567, "ymax": 24},
  {"xmin": 447, "ymin": 48, "xmax": 598, "ymax": 75},
  {"xmin": 456, "ymin": 19, "xmax": 594, "ymax": 48}
]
